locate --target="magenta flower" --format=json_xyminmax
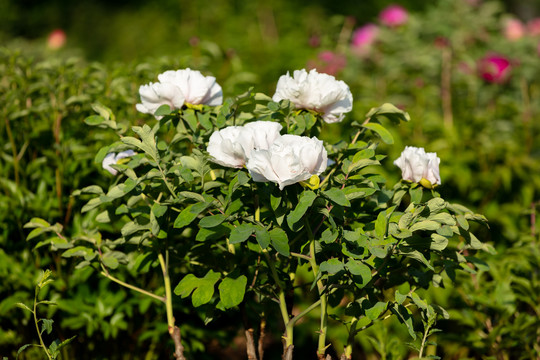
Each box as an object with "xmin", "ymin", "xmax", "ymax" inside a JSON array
[
  {"xmin": 477, "ymin": 54, "xmax": 512, "ymax": 84},
  {"xmin": 379, "ymin": 4, "xmax": 408, "ymax": 27},
  {"xmin": 351, "ymin": 23, "xmax": 379, "ymax": 55}
]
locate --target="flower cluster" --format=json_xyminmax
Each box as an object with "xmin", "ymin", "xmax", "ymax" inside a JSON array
[
  {"xmin": 208, "ymin": 121, "xmax": 327, "ymax": 190},
  {"xmin": 136, "ymin": 69, "xmax": 223, "ymax": 118}
]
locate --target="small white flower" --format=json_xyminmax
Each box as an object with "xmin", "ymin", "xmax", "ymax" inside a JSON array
[
  {"xmin": 136, "ymin": 82, "xmax": 185, "ymax": 118},
  {"xmin": 207, "ymin": 121, "xmax": 282, "ymax": 168},
  {"xmin": 246, "ymin": 134, "xmax": 328, "ymax": 190},
  {"xmin": 158, "ymin": 69, "xmax": 223, "ymax": 106},
  {"xmin": 102, "ymin": 150, "xmax": 136, "ymax": 175},
  {"xmin": 272, "ymin": 69, "xmax": 353, "ymax": 123},
  {"xmin": 394, "ymin": 146, "xmax": 441, "ymax": 187}
]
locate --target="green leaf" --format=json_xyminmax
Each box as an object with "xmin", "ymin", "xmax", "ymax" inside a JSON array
[
  {"xmin": 229, "ymin": 223, "xmax": 256, "ymax": 244},
  {"xmin": 269, "ymin": 228, "xmax": 289, "ymax": 256},
  {"xmin": 151, "ymin": 203, "xmax": 168, "ymax": 218},
  {"xmin": 199, "ymin": 214, "xmax": 227, "ymax": 228},
  {"xmin": 322, "ymin": 188, "xmax": 351, "ymax": 207},
  {"xmin": 255, "ymin": 227, "xmax": 271, "ymax": 249},
  {"xmin": 364, "ymin": 103, "xmax": 411, "ymax": 123},
  {"xmin": 122, "ymin": 124, "xmax": 158, "ymax": 161},
  {"xmin": 430, "ymin": 234, "xmax": 449, "ymax": 251},
  {"xmin": 362, "ymin": 123, "xmax": 394, "ymax": 144},
  {"xmin": 375, "ymin": 212, "xmax": 387, "ymax": 239},
  {"xmin": 320, "ymin": 258, "xmax": 344, "ymax": 274},
  {"xmin": 410, "ymin": 220, "xmax": 440, "ymax": 232},
  {"xmin": 365, "ymin": 301, "xmax": 387, "ymax": 321},
  {"xmin": 154, "ymin": 104, "xmax": 172, "ymax": 116},
  {"xmin": 196, "ymin": 225, "xmax": 230, "ymax": 242},
  {"xmin": 429, "ymin": 213, "xmax": 456, "ymax": 226},
  {"xmin": 346, "ymin": 260, "xmax": 372, "ymax": 288},
  {"xmin": 17, "ymin": 344, "xmax": 38, "ymax": 358},
  {"xmin": 218, "ymin": 276, "xmax": 247, "ymax": 309},
  {"xmin": 395, "ymin": 290, "xmax": 407, "ymax": 305},
  {"xmin": 392, "ymin": 303, "xmax": 416, "ymax": 340},
  {"xmin": 174, "ymin": 202, "xmax": 210, "ymax": 228},
  {"xmin": 41, "ymin": 319, "xmax": 54, "ymax": 335},
  {"xmin": 174, "ymin": 270, "xmax": 220, "ymax": 307},
  {"xmin": 16, "ymin": 302, "xmax": 33, "ymax": 313},
  {"xmin": 287, "ymin": 190, "xmax": 317, "ymax": 229}
]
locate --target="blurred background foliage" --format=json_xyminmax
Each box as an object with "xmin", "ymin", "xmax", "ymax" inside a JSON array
[{"xmin": 1, "ymin": 0, "xmax": 539, "ymax": 359}]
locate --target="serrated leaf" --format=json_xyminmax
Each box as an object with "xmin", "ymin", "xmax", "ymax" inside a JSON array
[
  {"xmin": 218, "ymin": 276, "xmax": 247, "ymax": 309},
  {"xmin": 41, "ymin": 319, "xmax": 54, "ymax": 335},
  {"xmin": 16, "ymin": 303, "xmax": 33, "ymax": 313}
]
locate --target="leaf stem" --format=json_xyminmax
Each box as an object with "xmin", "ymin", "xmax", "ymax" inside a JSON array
[
  {"xmin": 100, "ymin": 266, "xmax": 165, "ymax": 303},
  {"xmin": 33, "ymin": 285, "xmax": 52, "ymax": 360}
]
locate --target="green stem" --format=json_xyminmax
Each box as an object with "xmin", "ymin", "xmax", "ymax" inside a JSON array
[
  {"xmin": 344, "ymin": 318, "xmax": 358, "ymax": 359},
  {"xmin": 158, "ymin": 164, "xmax": 178, "ymax": 199},
  {"xmin": 262, "ymin": 250, "xmax": 292, "ymax": 347},
  {"xmin": 100, "ymin": 269, "xmax": 165, "ymax": 302},
  {"xmin": 418, "ymin": 322, "xmax": 431, "ymax": 358},
  {"xmin": 33, "ymin": 287, "xmax": 52, "ymax": 360},
  {"xmin": 158, "ymin": 252, "xmax": 176, "ymax": 330},
  {"xmin": 306, "ymin": 220, "xmax": 328, "ymax": 358}
]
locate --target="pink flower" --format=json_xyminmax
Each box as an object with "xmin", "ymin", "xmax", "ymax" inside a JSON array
[
  {"xmin": 351, "ymin": 23, "xmax": 379, "ymax": 55},
  {"xmin": 503, "ymin": 18, "xmax": 525, "ymax": 41},
  {"xmin": 379, "ymin": 4, "xmax": 408, "ymax": 27},
  {"xmin": 307, "ymin": 51, "xmax": 347, "ymax": 76},
  {"xmin": 477, "ymin": 54, "xmax": 512, "ymax": 84},
  {"xmin": 47, "ymin": 29, "xmax": 66, "ymax": 50},
  {"xmin": 528, "ymin": 18, "xmax": 540, "ymax": 36}
]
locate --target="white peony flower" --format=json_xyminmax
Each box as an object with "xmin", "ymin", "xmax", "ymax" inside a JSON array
[
  {"xmin": 246, "ymin": 134, "xmax": 328, "ymax": 190},
  {"xmin": 243, "ymin": 121, "xmax": 283, "ymax": 150},
  {"xmin": 207, "ymin": 121, "xmax": 282, "ymax": 168},
  {"xmin": 394, "ymin": 146, "xmax": 441, "ymax": 187},
  {"xmin": 102, "ymin": 150, "xmax": 136, "ymax": 175},
  {"xmin": 135, "ymin": 82, "xmax": 185, "ymax": 117},
  {"xmin": 272, "ymin": 69, "xmax": 353, "ymax": 123},
  {"xmin": 207, "ymin": 126, "xmax": 255, "ymax": 168},
  {"xmin": 158, "ymin": 69, "xmax": 223, "ymax": 106},
  {"xmin": 136, "ymin": 68, "xmax": 223, "ymax": 118}
]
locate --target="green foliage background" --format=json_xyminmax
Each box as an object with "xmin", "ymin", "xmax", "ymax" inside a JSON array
[{"xmin": 1, "ymin": 0, "xmax": 539, "ymax": 359}]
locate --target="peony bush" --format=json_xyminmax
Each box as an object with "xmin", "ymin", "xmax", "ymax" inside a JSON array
[{"xmin": 26, "ymin": 67, "xmax": 490, "ymax": 360}]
